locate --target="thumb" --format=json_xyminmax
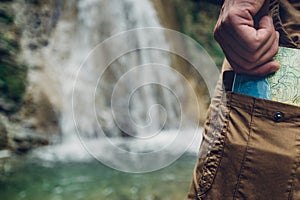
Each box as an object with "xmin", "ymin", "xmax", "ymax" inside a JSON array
[{"xmin": 254, "ymin": 0, "xmax": 270, "ymax": 28}]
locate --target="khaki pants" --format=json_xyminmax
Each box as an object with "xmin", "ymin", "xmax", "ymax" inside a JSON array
[
  {"xmin": 187, "ymin": 73, "xmax": 300, "ymax": 199},
  {"xmin": 187, "ymin": 0, "xmax": 300, "ymax": 199}
]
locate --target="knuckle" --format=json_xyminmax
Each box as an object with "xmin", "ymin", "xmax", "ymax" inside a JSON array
[
  {"xmin": 223, "ymin": 10, "xmax": 236, "ymax": 26},
  {"xmin": 220, "ymin": 8, "xmax": 239, "ymax": 28},
  {"xmin": 213, "ymin": 27, "xmax": 219, "ymax": 40}
]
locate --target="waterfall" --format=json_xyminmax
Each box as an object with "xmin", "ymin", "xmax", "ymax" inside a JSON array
[
  {"xmin": 71, "ymin": 0, "xmax": 176, "ymax": 138},
  {"xmin": 36, "ymin": 0, "xmax": 189, "ymax": 139},
  {"xmin": 18, "ymin": 0, "xmax": 210, "ymax": 172}
]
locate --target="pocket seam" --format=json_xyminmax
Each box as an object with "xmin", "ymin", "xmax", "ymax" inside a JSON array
[{"xmin": 197, "ymin": 104, "xmax": 232, "ymax": 196}]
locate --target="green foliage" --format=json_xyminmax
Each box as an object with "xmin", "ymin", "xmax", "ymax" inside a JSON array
[
  {"xmin": 174, "ymin": 0, "xmax": 224, "ymax": 68},
  {"xmin": 0, "ymin": 63, "xmax": 27, "ymax": 102},
  {"xmin": 0, "ymin": 33, "xmax": 19, "ymax": 56},
  {"xmin": 0, "ymin": 1, "xmax": 27, "ymax": 112},
  {"xmin": 0, "ymin": 8, "xmax": 14, "ymax": 24}
]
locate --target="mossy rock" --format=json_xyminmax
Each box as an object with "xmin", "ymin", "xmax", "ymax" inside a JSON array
[
  {"xmin": 0, "ymin": 63, "xmax": 27, "ymax": 101},
  {"xmin": 0, "ymin": 40, "xmax": 19, "ymax": 59},
  {"xmin": 0, "ymin": 1, "xmax": 28, "ymax": 113},
  {"xmin": 0, "ymin": 4, "xmax": 14, "ymax": 24},
  {"xmin": 0, "ymin": 120, "xmax": 7, "ymax": 150}
]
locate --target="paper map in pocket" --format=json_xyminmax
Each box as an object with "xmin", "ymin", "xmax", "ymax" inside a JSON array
[{"xmin": 267, "ymin": 47, "xmax": 300, "ymax": 105}]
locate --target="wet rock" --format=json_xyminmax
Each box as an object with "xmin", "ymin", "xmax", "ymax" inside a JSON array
[
  {"xmin": 0, "ymin": 120, "xmax": 8, "ymax": 150},
  {"xmin": 10, "ymin": 131, "xmax": 49, "ymax": 153},
  {"xmin": 0, "ymin": 149, "xmax": 11, "ymax": 159},
  {"xmin": 0, "ymin": 98, "xmax": 17, "ymax": 113},
  {"xmin": 0, "ymin": 1, "xmax": 27, "ymax": 114},
  {"xmin": 15, "ymin": 0, "xmax": 62, "ymax": 51},
  {"xmin": 0, "ymin": 0, "xmax": 61, "ymax": 154},
  {"xmin": 0, "ymin": 111, "xmax": 51, "ymax": 154},
  {"xmin": 18, "ymin": 91, "xmax": 60, "ymax": 137}
]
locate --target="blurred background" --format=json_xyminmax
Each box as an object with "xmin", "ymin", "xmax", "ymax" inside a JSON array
[{"xmin": 0, "ymin": 0, "xmax": 223, "ymax": 199}]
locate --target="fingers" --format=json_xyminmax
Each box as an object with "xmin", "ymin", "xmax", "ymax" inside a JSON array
[
  {"xmin": 215, "ymin": 15, "xmax": 279, "ymax": 73},
  {"xmin": 254, "ymin": 30, "xmax": 279, "ymax": 67},
  {"xmin": 253, "ymin": 0, "xmax": 270, "ymax": 28},
  {"xmin": 225, "ymin": 51, "xmax": 280, "ymax": 77},
  {"xmin": 233, "ymin": 61, "xmax": 280, "ymax": 77},
  {"xmin": 232, "ymin": 16, "xmax": 276, "ymax": 57},
  {"xmin": 214, "ymin": 0, "xmax": 280, "ymax": 76},
  {"xmin": 214, "ymin": 2, "xmax": 280, "ymax": 77}
]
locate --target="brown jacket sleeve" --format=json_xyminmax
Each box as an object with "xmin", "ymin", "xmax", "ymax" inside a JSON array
[{"xmin": 270, "ymin": 0, "xmax": 300, "ymax": 48}]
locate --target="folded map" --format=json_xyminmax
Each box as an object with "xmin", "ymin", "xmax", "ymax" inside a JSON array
[{"xmin": 232, "ymin": 47, "xmax": 300, "ymax": 106}]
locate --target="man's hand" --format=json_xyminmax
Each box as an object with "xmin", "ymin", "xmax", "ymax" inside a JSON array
[{"xmin": 214, "ymin": 0, "xmax": 280, "ymax": 76}]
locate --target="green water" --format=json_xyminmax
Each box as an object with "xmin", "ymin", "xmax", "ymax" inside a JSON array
[{"xmin": 0, "ymin": 154, "xmax": 196, "ymax": 200}]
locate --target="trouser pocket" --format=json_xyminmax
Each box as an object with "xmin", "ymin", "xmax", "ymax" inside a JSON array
[{"xmin": 193, "ymin": 101, "xmax": 231, "ymax": 198}]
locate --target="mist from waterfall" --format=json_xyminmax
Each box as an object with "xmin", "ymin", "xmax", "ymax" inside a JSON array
[
  {"xmin": 17, "ymin": 0, "xmax": 205, "ymax": 167},
  {"xmin": 55, "ymin": 0, "xmax": 182, "ymax": 139},
  {"xmin": 0, "ymin": 1, "xmax": 221, "ymax": 198}
]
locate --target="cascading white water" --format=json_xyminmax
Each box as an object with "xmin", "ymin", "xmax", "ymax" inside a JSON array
[
  {"xmin": 16, "ymin": 0, "xmax": 210, "ymax": 172},
  {"xmin": 68, "ymin": 0, "xmax": 185, "ymax": 139},
  {"xmin": 21, "ymin": 0, "xmax": 194, "ymax": 141}
]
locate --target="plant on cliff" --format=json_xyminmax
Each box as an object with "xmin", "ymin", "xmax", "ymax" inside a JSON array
[
  {"xmin": 0, "ymin": 2, "xmax": 27, "ymax": 113},
  {"xmin": 174, "ymin": 0, "xmax": 224, "ymax": 67}
]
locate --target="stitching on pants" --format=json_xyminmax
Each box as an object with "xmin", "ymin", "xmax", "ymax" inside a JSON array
[
  {"xmin": 197, "ymin": 103, "xmax": 231, "ymax": 197},
  {"xmin": 287, "ymin": 137, "xmax": 300, "ymax": 199},
  {"xmin": 232, "ymin": 98, "xmax": 256, "ymax": 199}
]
